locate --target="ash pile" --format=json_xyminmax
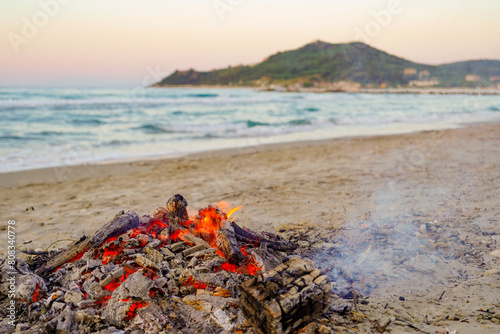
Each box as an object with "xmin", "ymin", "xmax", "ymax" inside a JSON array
[{"xmin": 0, "ymin": 195, "xmax": 332, "ymax": 334}]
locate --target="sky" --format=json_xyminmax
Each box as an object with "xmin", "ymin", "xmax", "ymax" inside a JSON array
[{"xmin": 1, "ymin": 0, "xmax": 499, "ymax": 87}]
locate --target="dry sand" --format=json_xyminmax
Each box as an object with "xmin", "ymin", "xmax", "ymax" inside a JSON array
[{"xmin": 1, "ymin": 123, "xmax": 499, "ymax": 333}]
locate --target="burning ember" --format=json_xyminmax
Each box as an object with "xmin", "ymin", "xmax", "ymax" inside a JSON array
[
  {"xmin": 86, "ymin": 196, "xmax": 263, "ymax": 279},
  {"xmin": 3, "ymin": 194, "xmax": 325, "ymax": 333}
]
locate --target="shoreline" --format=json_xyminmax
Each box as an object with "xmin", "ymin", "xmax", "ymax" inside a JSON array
[
  {"xmin": 0, "ymin": 121, "xmax": 480, "ymax": 188},
  {"xmin": 3, "ymin": 118, "xmax": 498, "ymax": 185},
  {"xmin": 0, "ymin": 132, "xmax": 381, "ymax": 188}
]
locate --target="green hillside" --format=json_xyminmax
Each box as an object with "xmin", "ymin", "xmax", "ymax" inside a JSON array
[{"xmin": 154, "ymin": 41, "xmax": 500, "ymax": 88}]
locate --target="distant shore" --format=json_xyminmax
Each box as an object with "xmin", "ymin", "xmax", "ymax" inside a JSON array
[
  {"xmin": 360, "ymin": 87, "xmax": 500, "ymax": 95},
  {"xmin": 153, "ymin": 84, "xmax": 500, "ymax": 95}
]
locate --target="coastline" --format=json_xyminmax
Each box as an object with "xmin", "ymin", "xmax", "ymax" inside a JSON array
[{"xmin": 152, "ymin": 84, "xmax": 500, "ymax": 95}]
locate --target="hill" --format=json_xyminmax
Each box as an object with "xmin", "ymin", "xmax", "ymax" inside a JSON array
[{"xmin": 154, "ymin": 41, "xmax": 500, "ymax": 88}]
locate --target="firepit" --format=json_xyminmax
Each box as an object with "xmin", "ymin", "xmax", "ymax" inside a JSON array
[{"xmin": 0, "ymin": 194, "xmax": 332, "ymax": 333}]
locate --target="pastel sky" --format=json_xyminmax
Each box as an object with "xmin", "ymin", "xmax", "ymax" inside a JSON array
[{"xmin": 1, "ymin": 0, "xmax": 499, "ymax": 87}]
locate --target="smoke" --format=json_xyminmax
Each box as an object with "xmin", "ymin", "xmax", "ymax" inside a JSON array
[{"xmin": 313, "ymin": 178, "xmax": 461, "ymax": 296}]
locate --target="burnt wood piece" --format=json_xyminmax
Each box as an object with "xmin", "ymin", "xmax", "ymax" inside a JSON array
[
  {"xmin": 183, "ymin": 233, "xmax": 211, "ymax": 248},
  {"xmin": 164, "ymin": 194, "xmax": 188, "ymax": 224},
  {"xmin": 35, "ymin": 211, "xmax": 139, "ymax": 275},
  {"xmin": 34, "ymin": 235, "xmax": 90, "ymax": 275},
  {"xmin": 231, "ymin": 222, "xmax": 297, "ymax": 252},
  {"xmin": 249, "ymin": 248, "xmax": 283, "ymax": 272},
  {"xmin": 217, "ymin": 221, "xmax": 245, "ymax": 265},
  {"xmin": 89, "ymin": 210, "xmax": 139, "ymax": 248},
  {"xmin": 239, "ymin": 258, "xmax": 331, "ymax": 334}
]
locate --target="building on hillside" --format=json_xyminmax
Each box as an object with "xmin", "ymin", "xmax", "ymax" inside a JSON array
[
  {"xmin": 465, "ymin": 74, "xmax": 480, "ymax": 82},
  {"xmin": 490, "ymin": 76, "xmax": 500, "ymax": 82},
  {"xmin": 418, "ymin": 70, "xmax": 430, "ymax": 80},
  {"xmin": 403, "ymin": 68, "xmax": 417, "ymax": 76},
  {"xmin": 408, "ymin": 78, "xmax": 440, "ymax": 87}
]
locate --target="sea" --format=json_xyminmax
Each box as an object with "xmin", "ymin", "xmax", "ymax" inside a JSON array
[{"xmin": 1, "ymin": 87, "xmax": 499, "ymax": 173}]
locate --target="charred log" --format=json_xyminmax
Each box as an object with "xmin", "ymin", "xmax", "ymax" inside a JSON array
[
  {"xmin": 231, "ymin": 222, "xmax": 297, "ymax": 252},
  {"xmin": 239, "ymin": 258, "xmax": 331, "ymax": 334},
  {"xmin": 217, "ymin": 221, "xmax": 245, "ymax": 265},
  {"xmin": 183, "ymin": 233, "xmax": 211, "ymax": 248},
  {"xmin": 164, "ymin": 194, "xmax": 189, "ymax": 224},
  {"xmin": 150, "ymin": 194, "xmax": 189, "ymax": 232},
  {"xmin": 90, "ymin": 210, "xmax": 139, "ymax": 248},
  {"xmin": 36, "ymin": 211, "xmax": 139, "ymax": 275},
  {"xmin": 35, "ymin": 235, "xmax": 90, "ymax": 275},
  {"xmin": 248, "ymin": 247, "xmax": 283, "ymax": 272}
]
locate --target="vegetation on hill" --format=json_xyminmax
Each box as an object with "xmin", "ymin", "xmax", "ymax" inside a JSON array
[{"xmin": 154, "ymin": 41, "xmax": 500, "ymax": 88}]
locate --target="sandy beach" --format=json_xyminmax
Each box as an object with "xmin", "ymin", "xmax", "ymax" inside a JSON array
[{"xmin": 1, "ymin": 123, "xmax": 499, "ymax": 333}]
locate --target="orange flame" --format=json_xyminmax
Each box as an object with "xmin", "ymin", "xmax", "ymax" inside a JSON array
[
  {"xmin": 216, "ymin": 201, "xmax": 242, "ymax": 220},
  {"xmin": 227, "ymin": 206, "xmax": 242, "ymax": 219},
  {"xmin": 193, "ymin": 205, "xmax": 226, "ymax": 247}
]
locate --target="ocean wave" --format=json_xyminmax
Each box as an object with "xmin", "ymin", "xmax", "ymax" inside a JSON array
[
  {"xmin": 186, "ymin": 93, "xmax": 218, "ymax": 98},
  {"xmin": 71, "ymin": 119, "xmax": 104, "ymax": 126},
  {"xmin": 0, "ymin": 135, "xmax": 25, "ymax": 140},
  {"xmin": 246, "ymin": 120, "xmax": 271, "ymax": 128},
  {"xmin": 0, "ymin": 93, "xmax": 336, "ymax": 111},
  {"xmin": 336, "ymin": 110, "xmax": 500, "ymax": 126},
  {"xmin": 133, "ymin": 117, "xmax": 320, "ymax": 137},
  {"xmin": 172, "ymin": 118, "xmax": 332, "ymax": 139},
  {"xmin": 134, "ymin": 124, "xmax": 175, "ymax": 134},
  {"xmin": 103, "ymin": 139, "xmax": 131, "ymax": 146},
  {"xmin": 36, "ymin": 131, "xmax": 64, "ymax": 136},
  {"xmin": 0, "ymin": 96, "xmax": 270, "ymax": 110},
  {"xmin": 288, "ymin": 119, "xmax": 312, "ymax": 125}
]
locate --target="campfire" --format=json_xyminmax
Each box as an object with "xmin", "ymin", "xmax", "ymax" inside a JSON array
[{"xmin": 1, "ymin": 194, "xmax": 332, "ymax": 333}]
